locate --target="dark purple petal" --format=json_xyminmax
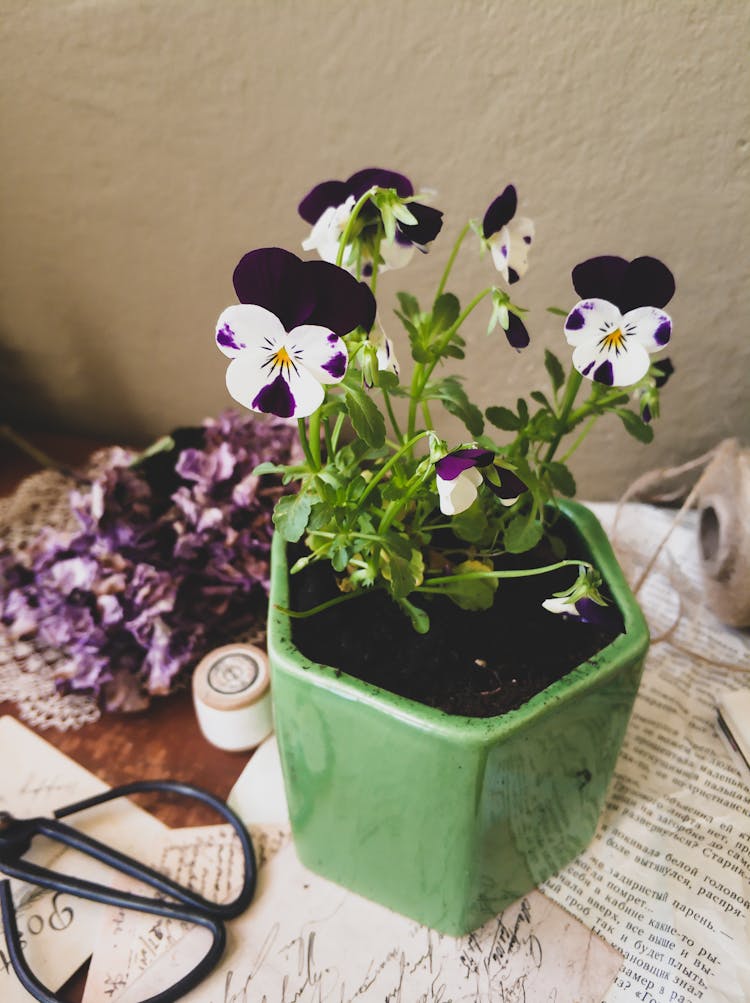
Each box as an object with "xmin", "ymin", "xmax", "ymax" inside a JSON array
[
  {"xmin": 482, "ymin": 185, "xmax": 517, "ymax": 239},
  {"xmin": 565, "ymin": 308, "xmax": 585, "ymax": 331},
  {"xmin": 485, "ymin": 468, "xmax": 527, "ymax": 501},
  {"xmin": 505, "ymin": 313, "xmax": 530, "ymax": 350},
  {"xmin": 653, "ymin": 319, "xmax": 671, "ymax": 346},
  {"xmin": 322, "ymin": 352, "xmax": 347, "ymax": 379},
  {"xmin": 572, "ymin": 255, "xmax": 675, "ymax": 313},
  {"xmin": 572, "ymin": 256, "xmax": 629, "ymax": 306},
  {"xmin": 575, "ymin": 597, "xmax": 624, "ymax": 631},
  {"xmin": 345, "ymin": 168, "xmax": 413, "ymax": 200},
  {"xmin": 642, "ymin": 404, "xmax": 653, "ymax": 423},
  {"xmin": 508, "ymin": 267, "xmax": 520, "ymax": 284},
  {"xmin": 593, "ymin": 360, "xmax": 614, "ymax": 386},
  {"xmin": 216, "ymin": 323, "xmax": 245, "ymax": 352},
  {"xmin": 619, "ymin": 256, "xmax": 675, "ymax": 312},
  {"xmin": 233, "ymin": 248, "xmax": 315, "ymax": 331},
  {"xmin": 252, "ymin": 374, "xmax": 296, "ymax": 418},
  {"xmin": 436, "ymin": 448, "xmax": 494, "ymax": 481},
  {"xmin": 653, "ymin": 357, "xmax": 675, "ymax": 388},
  {"xmin": 304, "ymin": 260, "xmax": 377, "ymax": 334},
  {"xmin": 396, "ymin": 203, "xmax": 444, "ymax": 247},
  {"xmin": 298, "ymin": 180, "xmax": 351, "ymax": 224}
]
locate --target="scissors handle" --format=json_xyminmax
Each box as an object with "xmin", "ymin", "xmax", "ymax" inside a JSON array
[
  {"xmin": 0, "ymin": 778, "xmax": 257, "ymax": 1003},
  {"xmin": 0, "ymin": 876, "xmax": 225, "ymax": 1003}
]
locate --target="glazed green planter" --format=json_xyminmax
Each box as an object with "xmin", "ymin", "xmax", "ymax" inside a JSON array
[{"xmin": 267, "ymin": 501, "xmax": 649, "ymax": 935}]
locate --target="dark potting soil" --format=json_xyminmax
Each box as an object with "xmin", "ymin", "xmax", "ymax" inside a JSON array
[{"xmin": 289, "ymin": 525, "xmax": 625, "ymax": 718}]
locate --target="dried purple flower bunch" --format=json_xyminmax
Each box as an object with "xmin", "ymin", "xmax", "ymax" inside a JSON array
[{"xmin": 0, "ymin": 411, "xmax": 297, "ymax": 711}]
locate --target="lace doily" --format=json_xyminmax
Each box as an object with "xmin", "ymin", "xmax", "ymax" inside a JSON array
[
  {"xmin": 0, "ymin": 454, "xmax": 270, "ymax": 732},
  {"xmin": 0, "ymin": 463, "xmax": 109, "ymax": 729}
]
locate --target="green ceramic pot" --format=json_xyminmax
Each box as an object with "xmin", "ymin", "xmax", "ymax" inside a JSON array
[{"xmin": 267, "ymin": 501, "xmax": 649, "ymax": 935}]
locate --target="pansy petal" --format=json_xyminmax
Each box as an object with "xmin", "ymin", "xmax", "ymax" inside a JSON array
[
  {"xmin": 226, "ymin": 352, "xmax": 324, "ymax": 419},
  {"xmin": 301, "ymin": 205, "xmax": 345, "ymax": 262},
  {"xmin": 482, "ymin": 185, "xmax": 517, "ymax": 239},
  {"xmin": 288, "ymin": 324, "xmax": 348, "ymax": 385},
  {"xmin": 563, "ymin": 298, "xmax": 623, "ymax": 347},
  {"xmin": 303, "ymin": 260, "xmax": 377, "ymax": 334},
  {"xmin": 622, "ymin": 306, "xmax": 672, "ymax": 353},
  {"xmin": 653, "ymin": 357, "xmax": 675, "ymax": 388},
  {"xmin": 542, "ymin": 596, "xmax": 579, "ymax": 616},
  {"xmin": 397, "ymin": 202, "xmax": 444, "ymax": 247},
  {"xmin": 346, "ymin": 168, "xmax": 413, "ymax": 199},
  {"xmin": 233, "ymin": 248, "xmax": 315, "ymax": 331},
  {"xmin": 486, "ymin": 467, "xmax": 527, "ymax": 505},
  {"xmin": 619, "ymin": 256, "xmax": 675, "ymax": 312},
  {"xmin": 507, "ymin": 217, "xmax": 534, "ymax": 280},
  {"xmin": 380, "ymin": 238, "xmax": 415, "ymax": 271},
  {"xmin": 437, "ymin": 467, "xmax": 482, "ymax": 516},
  {"xmin": 436, "ymin": 448, "xmax": 494, "ymax": 481},
  {"xmin": 298, "ymin": 180, "xmax": 350, "ymax": 224},
  {"xmin": 572, "ymin": 338, "xmax": 651, "ymax": 387},
  {"xmin": 505, "ymin": 312, "xmax": 530, "ymax": 350},
  {"xmin": 215, "ymin": 304, "xmax": 285, "ymax": 359},
  {"xmin": 489, "ymin": 226, "xmax": 510, "ymax": 279},
  {"xmin": 571, "ymin": 256, "xmax": 629, "ymax": 307}
]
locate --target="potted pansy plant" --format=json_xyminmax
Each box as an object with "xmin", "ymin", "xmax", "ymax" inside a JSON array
[{"xmin": 214, "ymin": 169, "xmax": 675, "ymax": 934}]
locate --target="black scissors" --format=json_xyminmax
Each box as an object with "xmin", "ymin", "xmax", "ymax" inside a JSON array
[{"xmin": 0, "ymin": 779, "xmax": 257, "ymax": 1003}]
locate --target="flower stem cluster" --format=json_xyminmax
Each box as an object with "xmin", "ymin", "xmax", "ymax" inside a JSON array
[{"xmin": 215, "ymin": 171, "xmax": 675, "ymax": 630}]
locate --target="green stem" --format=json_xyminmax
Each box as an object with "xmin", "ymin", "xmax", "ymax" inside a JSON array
[
  {"xmin": 348, "ymin": 431, "xmax": 430, "ymax": 526},
  {"xmin": 323, "ymin": 416, "xmax": 334, "ymax": 460},
  {"xmin": 435, "ymin": 221, "xmax": 470, "ymax": 299},
  {"xmin": 276, "ymin": 591, "xmax": 367, "ymax": 619},
  {"xmin": 378, "ymin": 467, "xmax": 431, "ymax": 534},
  {"xmin": 297, "ymin": 418, "xmax": 317, "ymax": 470},
  {"xmin": 331, "ymin": 412, "xmax": 346, "ymax": 453},
  {"xmin": 308, "ymin": 410, "xmax": 323, "ymax": 469},
  {"xmin": 544, "ymin": 369, "xmax": 583, "ymax": 464},
  {"xmin": 559, "ymin": 415, "xmax": 596, "ymax": 464},
  {"xmin": 418, "ymin": 559, "xmax": 591, "ymax": 589},
  {"xmin": 0, "ymin": 425, "xmax": 84, "ymax": 481},
  {"xmin": 336, "ymin": 189, "xmax": 378, "ymax": 268},
  {"xmin": 422, "ymin": 399, "xmax": 433, "ymax": 429},
  {"xmin": 381, "ymin": 386, "xmax": 403, "ymax": 442},
  {"xmin": 406, "ymin": 362, "xmax": 425, "ymax": 445}
]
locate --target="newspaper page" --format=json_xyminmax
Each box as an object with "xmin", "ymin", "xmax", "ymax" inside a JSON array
[{"xmin": 539, "ymin": 503, "xmax": 750, "ymax": 1003}]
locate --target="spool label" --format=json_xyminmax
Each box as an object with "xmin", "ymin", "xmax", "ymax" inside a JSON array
[{"xmin": 207, "ymin": 652, "xmax": 260, "ymax": 695}]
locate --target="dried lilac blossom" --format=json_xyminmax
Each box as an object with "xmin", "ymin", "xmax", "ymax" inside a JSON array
[{"xmin": 0, "ymin": 411, "xmax": 297, "ymax": 712}]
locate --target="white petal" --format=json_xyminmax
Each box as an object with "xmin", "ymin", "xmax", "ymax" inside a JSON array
[
  {"xmin": 375, "ymin": 335, "xmax": 399, "ymax": 376},
  {"xmin": 507, "ymin": 217, "xmax": 534, "ymax": 278},
  {"xmin": 563, "ymin": 298, "xmax": 623, "ymax": 348},
  {"xmin": 216, "ymin": 304, "xmax": 285, "ymax": 359},
  {"xmin": 572, "ymin": 338, "xmax": 651, "ymax": 387},
  {"xmin": 542, "ymin": 596, "xmax": 579, "ymax": 616},
  {"xmin": 380, "ymin": 238, "xmax": 415, "ymax": 272},
  {"xmin": 226, "ymin": 352, "xmax": 324, "ymax": 419},
  {"xmin": 301, "ymin": 197, "xmax": 355, "ymax": 264},
  {"xmin": 622, "ymin": 306, "xmax": 672, "ymax": 354},
  {"xmin": 488, "ymin": 226, "xmax": 510, "ymax": 280},
  {"xmin": 287, "ymin": 325, "xmax": 348, "ymax": 385},
  {"xmin": 437, "ymin": 468, "xmax": 482, "ymax": 516}
]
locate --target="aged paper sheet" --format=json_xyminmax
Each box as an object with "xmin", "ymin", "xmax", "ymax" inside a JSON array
[{"xmin": 0, "ymin": 715, "xmax": 165, "ymax": 1001}]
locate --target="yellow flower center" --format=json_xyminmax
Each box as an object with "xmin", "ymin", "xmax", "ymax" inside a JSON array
[
  {"xmin": 273, "ymin": 346, "xmax": 293, "ymax": 372},
  {"xmin": 600, "ymin": 328, "xmax": 626, "ymax": 353}
]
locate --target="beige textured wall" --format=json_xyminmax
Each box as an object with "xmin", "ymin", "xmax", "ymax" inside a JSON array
[{"xmin": 1, "ymin": 0, "xmax": 748, "ymax": 497}]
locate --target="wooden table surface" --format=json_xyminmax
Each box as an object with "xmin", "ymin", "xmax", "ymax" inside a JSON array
[{"xmin": 0, "ymin": 430, "xmax": 254, "ymax": 1000}]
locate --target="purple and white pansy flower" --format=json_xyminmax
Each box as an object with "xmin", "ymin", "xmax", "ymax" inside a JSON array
[
  {"xmin": 564, "ymin": 255, "xmax": 675, "ymax": 388},
  {"xmin": 435, "ymin": 447, "xmax": 526, "ymax": 516},
  {"xmin": 299, "ymin": 168, "xmax": 444, "ymax": 274},
  {"xmin": 482, "ymin": 184, "xmax": 535, "ymax": 284},
  {"xmin": 216, "ymin": 248, "xmax": 376, "ymax": 420}
]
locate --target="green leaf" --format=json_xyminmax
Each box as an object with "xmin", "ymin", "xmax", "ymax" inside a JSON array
[
  {"xmin": 504, "ymin": 514, "xmax": 544, "ymax": 554},
  {"xmin": 436, "ymin": 560, "xmax": 498, "ymax": 611},
  {"xmin": 530, "ymin": 390, "xmax": 553, "ymax": 409},
  {"xmin": 545, "ymin": 461, "xmax": 576, "ymax": 497},
  {"xmin": 544, "ymin": 349, "xmax": 566, "ymax": 393},
  {"xmin": 306, "ymin": 502, "xmax": 334, "ymax": 531},
  {"xmin": 272, "ymin": 491, "xmax": 312, "ymax": 543},
  {"xmin": 451, "ymin": 502, "xmax": 489, "ymax": 543},
  {"xmin": 396, "ymin": 291, "xmax": 420, "ymax": 319},
  {"xmin": 517, "ymin": 398, "xmax": 529, "ymax": 424},
  {"xmin": 343, "ymin": 385, "xmax": 386, "ymax": 448},
  {"xmin": 329, "ymin": 538, "xmax": 350, "ymax": 573},
  {"xmin": 485, "ymin": 406, "xmax": 520, "ymax": 431},
  {"xmin": 616, "ymin": 409, "xmax": 655, "ymax": 443},
  {"xmin": 396, "ymin": 598, "xmax": 430, "ymax": 634},
  {"xmin": 432, "ymin": 292, "xmax": 460, "ymax": 332},
  {"xmin": 252, "ymin": 460, "xmax": 288, "ymax": 476},
  {"xmin": 381, "ymin": 548, "xmax": 424, "ymax": 600},
  {"xmin": 428, "ymin": 376, "xmax": 484, "ymax": 437}
]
